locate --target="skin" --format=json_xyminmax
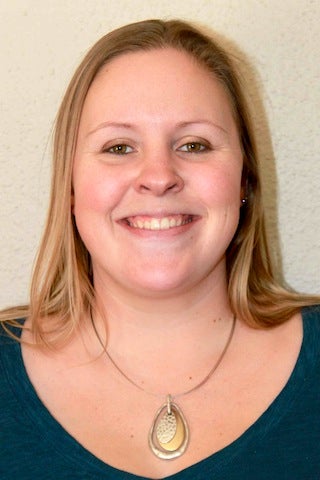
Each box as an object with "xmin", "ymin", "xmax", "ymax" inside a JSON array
[
  {"xmin": 72, "ymin": 48, "xmax": 244, "ymax": 308},
  {"xmin": 21, "ymin": 48, "xmax": 303, "ymax": 479}
]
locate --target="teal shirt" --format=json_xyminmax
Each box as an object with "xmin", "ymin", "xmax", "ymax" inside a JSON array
[{"xmin": 1, "ymin": 305, "xmax": 320, "ymax": 479}]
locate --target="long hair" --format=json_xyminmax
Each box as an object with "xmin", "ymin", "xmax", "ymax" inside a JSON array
[{"xmin": 1, "ymin": 19, "xmax": 319, "ymax": 344}]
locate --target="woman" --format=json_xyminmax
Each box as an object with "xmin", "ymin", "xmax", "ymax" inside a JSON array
[{"xmin": 0, "ymin": 19, "xmax": 319, "ymax": 479}]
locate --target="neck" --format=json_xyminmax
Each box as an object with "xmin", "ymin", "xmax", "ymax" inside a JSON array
[
  {"xmin": 89, "ymin": 274, "xmax": 234, "ymax": 395},
  {"xmin": 94, "ymin": 280, "xmax": 232, "ymax": 338},
  {"xmin": 93, "ymin": 261, "xmax": 231, "ymax": 328}
]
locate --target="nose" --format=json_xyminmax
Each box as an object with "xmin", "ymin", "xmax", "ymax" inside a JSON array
[{"xmin": 134, "ymin": 153, "xmax": 184, "ymax": 196}]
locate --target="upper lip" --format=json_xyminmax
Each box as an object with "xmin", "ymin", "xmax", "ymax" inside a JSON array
[
  {"xmin": 118, "ymin": 213, "xmax": 200, "ymax": 222},
  {"xmin": 116, "ymin": 209, "xmax": 201, "ymax": 220}
]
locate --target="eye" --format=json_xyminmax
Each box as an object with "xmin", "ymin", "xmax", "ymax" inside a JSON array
[
  {"xmin": 178, "ymin": 142, "xmax": 208, "ymax": 153},
  {"xmin": 104, "ymin": 144, "xmax": 134, "ymax": 155}
]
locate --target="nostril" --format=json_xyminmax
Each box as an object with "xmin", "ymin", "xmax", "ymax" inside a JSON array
[
  {"xmin": 134, "ymin": 167, "xmax": 184, "ymax": 196},
  {"xmin": 140, "ymin": 184, "xmax": 152, "ymax": 192}
]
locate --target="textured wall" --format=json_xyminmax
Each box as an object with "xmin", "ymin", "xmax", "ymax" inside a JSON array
[{"xmin": 0, "ymin": 0, "xmax": 319, "ymax": 308}]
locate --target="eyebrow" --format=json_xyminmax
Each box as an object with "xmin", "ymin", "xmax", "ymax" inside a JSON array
[
  {"xmin": 87, "ymin": 122, "xmax": 134, "ymax": 137},
  {"xmin": 176, "ymin": 120, "xmax": 228, "ymax": 135},
  {"xmin": 87, "ymin": 119, "xmax": 228, "ymax": 137}
]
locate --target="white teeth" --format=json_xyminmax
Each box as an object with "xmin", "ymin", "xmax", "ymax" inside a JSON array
[
  {"xmin": 128, "ymin": 216, "xmax": 192, "ymax": 230},
  {"xmin": 160, "ymin": 218, "xmax": 170, "ymax": 229},
  {"xmin": 150, "ymin": 218, "xmax": 160, "ymax": 230}
]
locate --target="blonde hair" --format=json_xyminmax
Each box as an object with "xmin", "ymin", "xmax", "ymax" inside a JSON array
[{"xmin": 1, "ymin": 19, "xmax": 319, "ymax": 344}]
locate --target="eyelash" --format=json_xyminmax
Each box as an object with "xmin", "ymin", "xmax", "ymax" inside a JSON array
[
  {"xmin": 102, "ymin": 140, "xmax": 211, "ymax": 156},
  {"xmin": 177, "ymin": 141, "xmax": 209, "ymax": 153},
  {"xmin": 103, "ymin": 144, "xmax": 134, "ymax": 155}
]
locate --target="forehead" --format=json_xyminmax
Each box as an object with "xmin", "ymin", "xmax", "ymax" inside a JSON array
[{"xmin": 80, "ymin": 47, "xmax": 236, "ymax": 130}]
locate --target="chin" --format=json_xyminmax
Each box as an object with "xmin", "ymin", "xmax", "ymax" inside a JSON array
[{"xmin": 124, "ymin": 268, "xmax": 203, "ymax": 298}]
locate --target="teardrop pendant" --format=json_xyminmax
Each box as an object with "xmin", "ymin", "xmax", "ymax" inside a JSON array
[{"xmin": 148, "ymin": 395, "xmax": 189, "ymax": 459}]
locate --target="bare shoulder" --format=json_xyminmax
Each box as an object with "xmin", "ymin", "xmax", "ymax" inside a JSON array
[
  {"xmin": 225, "ymin": 310, "xmax": 304, "ymax": 411},
  {"xmin": 235, "ymin": 309, "xmax": 303, "ymax": 356}
]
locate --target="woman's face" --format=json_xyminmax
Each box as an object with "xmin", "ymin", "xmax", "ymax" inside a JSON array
[{"xmin": 72, "ymin": 48, "xmax": 243, "ymax": 298}]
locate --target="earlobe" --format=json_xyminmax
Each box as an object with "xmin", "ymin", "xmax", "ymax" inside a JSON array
[
  {"xmin": 240, "ymin": 173, "xmax": 248, "ymax": 207},
  {"xmin": 240, "ymin": 185, "xmax": 247, "ymax": 207}
]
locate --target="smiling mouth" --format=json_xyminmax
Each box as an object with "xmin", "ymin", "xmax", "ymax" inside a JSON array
[{"xmin": 124, "ymin": 214, "xmax": 195, "ymax": 231}]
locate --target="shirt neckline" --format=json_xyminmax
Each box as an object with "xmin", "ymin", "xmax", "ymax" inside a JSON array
[{"xmin": 1, "ymin": 305, "xmax": 319, "ymax": 479}]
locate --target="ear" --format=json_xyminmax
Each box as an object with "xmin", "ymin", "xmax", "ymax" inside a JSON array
[{"xmin": 240, "ymin": 172, "xmax": 248, "ymax": 207}]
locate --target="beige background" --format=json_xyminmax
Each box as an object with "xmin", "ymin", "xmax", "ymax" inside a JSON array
[{"xmin": 0, "ymin": 0, "xmax": 319, "ymax": 308}]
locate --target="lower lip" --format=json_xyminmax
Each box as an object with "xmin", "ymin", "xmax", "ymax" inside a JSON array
[{"xmin": 118, "ymin": 217, "xmax": 200, "ymax": 238}]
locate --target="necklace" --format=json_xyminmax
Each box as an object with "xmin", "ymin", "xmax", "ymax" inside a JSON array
[{"xmin": 90, "ymin": 310, "xmax": 236, "ymax": 460}]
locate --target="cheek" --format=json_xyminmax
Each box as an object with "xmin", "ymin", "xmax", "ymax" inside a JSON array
[
  {"xmin": 195, "ymin": 165, "xmax": 242, "ymax": 207},
  {"xmin": 73, "ymin": 167, "xmax": 125, "ymax": 214}
]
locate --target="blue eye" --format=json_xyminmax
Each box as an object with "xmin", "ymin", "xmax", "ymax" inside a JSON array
[
  {"xmin": 106, "ymin": 144, "xmax": 133, "ymax": 155},
  {"xmin": 178, "ymin": 142, "xmax": 207, "ymax": 153}
]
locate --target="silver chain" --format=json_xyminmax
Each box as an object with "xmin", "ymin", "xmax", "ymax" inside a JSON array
[{"xmin": 90, "ymin": 309, "xmax": 236, "ymax": 399}]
